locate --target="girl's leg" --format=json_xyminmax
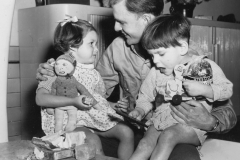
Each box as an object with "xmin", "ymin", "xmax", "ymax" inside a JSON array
[
  {"xmin": 95, "ymin": 122, "xmax": 134, "ymax": 160},
  {"xmin": 65, "ymin": 109, "xmax": 77, "ymax": 131},
  {"xmin": 74, "ymin": 127, "xmax": 105, "ymax": 155},
  {"xmin": 129, "ymin": 125, "xmax": 161, "ymax": 160},
  {"xmin": 54, "ymin": 109, "xmax": 64, "ymax": 132},
  {"xmin": 150, "ymin": 124, "xmax": 200, "ymax": 160}
]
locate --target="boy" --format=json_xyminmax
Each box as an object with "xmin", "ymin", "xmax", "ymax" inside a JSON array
[{"xmin": 129, "ymin": 14, "xmax": 233, "ymax": 160}]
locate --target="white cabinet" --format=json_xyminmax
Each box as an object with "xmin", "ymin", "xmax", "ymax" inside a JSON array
[
  {"xmin": 190, "ymin": 19, "xmax": 240, "ymax": 115},
  {"xmin": 215, "ymin": 28, "xmax": 240, "ymax": 115}
]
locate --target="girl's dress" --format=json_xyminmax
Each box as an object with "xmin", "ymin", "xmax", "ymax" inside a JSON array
[{"xmin": 38, "ymin": 63, "xmax": 121, "ymax": 135}]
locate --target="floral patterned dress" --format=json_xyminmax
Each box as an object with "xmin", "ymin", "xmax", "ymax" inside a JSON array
[{"xmin": 39, "ymin": 63, "xmax": 121, "ymax": 135}]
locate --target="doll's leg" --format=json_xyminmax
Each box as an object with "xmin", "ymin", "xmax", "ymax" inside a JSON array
[
  {"xmin": 65, "ymin": 109, "xmax": 77, "ymax": 131},
  {"xmin": 74, "ymin": 127, "xmax": 105, "ymax": 155},
  {"xmin": 150, "ymin": 124, "xmax": 200, "ymax": 160},
  {"xmin": 54, "ymin": 109, "xmax": 64, "ymax": 132},
  {"xmin": 129, "ymin": 125, "xmax": 161, "ymax": 160},
  {"xmin": 95, "ymin": 122, "xmax": 134, "ymax": 160}
]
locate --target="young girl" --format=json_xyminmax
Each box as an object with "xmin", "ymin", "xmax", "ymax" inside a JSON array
[
  {"xmin": 35, "ymin": 15, "xmax": 134, "ymax": 160},
  {"xmin": 129, "ymin": 14, "xmax": 233, "ymax": 160}
]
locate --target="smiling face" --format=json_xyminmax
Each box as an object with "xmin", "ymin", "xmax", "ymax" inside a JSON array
[
  {"xmin": 71, "ymin": 31, "xmax": 98, "ymax": 64},
  {"xmin": 147, "ymin": 46, "xmax": 183, "ymax": 76},
  {"xmin": 54, "ymin": 59, "xmax": 75, "ymax": 76},
  {"xmin": 112, "ymin": 0, "xmax": 148, "ymax": 45}
]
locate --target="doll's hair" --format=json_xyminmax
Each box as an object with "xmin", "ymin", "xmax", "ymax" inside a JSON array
[
  {"xmin": 141, "ymin": 14, "xmax": 191, "ymax": 50},
  {"xmin": 55, "ymin": 54, "xmax": 77, "ymax": 76},
  {"xmin": 56, "ymin": 53, "xmax": 77, "ymax": 67},
  {"xmin": 54, "ymin": 19, "xmax": 97, "ymax": 53}
]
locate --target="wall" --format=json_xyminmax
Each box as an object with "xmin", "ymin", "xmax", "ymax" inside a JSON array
[
  {"xmin": 163, "ymin": 0, "xmax": 240, "ymax": 21},
  {"xmin": 11, "ymin": 0, "xmax": 240, "ymax": 46},
  {"xmin": 0, "ymin": 0, "xmax": 16, "ymax": 143},
  {"xmin": 10, "ymin": 0, "xmax": 100, "ymax": 46}
]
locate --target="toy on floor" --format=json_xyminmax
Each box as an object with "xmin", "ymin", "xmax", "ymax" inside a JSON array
[{"xmin": 31, "ymin": 131, "xmax": 96, "ymax": 160}]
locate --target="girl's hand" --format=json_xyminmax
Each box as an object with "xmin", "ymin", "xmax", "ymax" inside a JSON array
[
  {"xmin": 36, "ymin": 58, "xmax": 56, "ymax": 81},
  {"xmin": 182, "ymin": 80, "xmax": 205, "ymax": 97},
  {"xmin": 93, "ymin": 103, "xmax": 101, "ymax": 110},
  {"xmin": 46, "ymin": 108, "xmax": 54, "ymax": 115},
  {"xmin": 116, "ymin": 96, "xmax": 130, "ymax": 113},
  {"xmin": 129, "ymin": 108, "xmax": 145, "ymax": 121},
  {"xmin": 73, "ymin": 95, "xmax": 92, "ymax": 110}
]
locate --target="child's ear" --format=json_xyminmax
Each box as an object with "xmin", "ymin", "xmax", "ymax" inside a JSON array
[
  {"xmin": 69, "ymin": 47, "xmax": 76, "ymax": 52},
  {"xmin": 179, "ymin": 40, "xmax": 189, "ymax": 56},
  {"xmin": 69, "ymin": 47, "xmax": 79, "ymax": 55}
]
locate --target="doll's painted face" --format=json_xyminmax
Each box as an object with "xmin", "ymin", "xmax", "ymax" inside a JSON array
[{"xmin": 54, "ymin": 59, "xmax": 74, "ymax": 76}]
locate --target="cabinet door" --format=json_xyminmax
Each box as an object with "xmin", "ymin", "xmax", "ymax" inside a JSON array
[
  {"xmin": 190, "ymin": 25, "xmax": 213, "ymax": 60},
  {"xmin": 216, "ymin": 28, "xmax": 240, "ymax": 115}
]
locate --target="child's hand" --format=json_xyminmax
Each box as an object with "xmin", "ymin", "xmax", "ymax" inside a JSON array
[
  {"xmin": 73, "ymin": 95, "xmax": 92, "ymax": 110},
  {"xmin": 93, "ymin": 103, "xmax": 101, "ymax": 110},
  {"xmin": 129, "ymin": 108, "xmax": 145, "ymax": 121},
  {"xmin": 116, "ymin": 96, "xmax": 130, "ymax": 113},
  {"xmin": 183, "ymin": 80, "xmax": 206, "ymax": 97},
  {"xmin": 46, "ymin": 108, "xmax": 54, "ymax": 115}
]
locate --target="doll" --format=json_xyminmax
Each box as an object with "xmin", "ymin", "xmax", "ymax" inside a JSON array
[
  {"xmin": 156, "ymin": 57, "xmax": 213, "ymax": 106},
  {"xmin": 48, "ymin": 54, "xmax": 98, "ymax": 132}
]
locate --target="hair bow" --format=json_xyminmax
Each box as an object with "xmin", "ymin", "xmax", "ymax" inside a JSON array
[{"xmin": 57, "ymin": 15, "xmax": 78, "ymax": 27}]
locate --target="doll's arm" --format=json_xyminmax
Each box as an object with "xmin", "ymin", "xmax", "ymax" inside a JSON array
[
  {"xmin": 36, "ymin": 88, "xmax": 91, "ymax": 110},
  {"xmin": 50, "ymin": 82, "xmax": 57, "ymax": 95}
]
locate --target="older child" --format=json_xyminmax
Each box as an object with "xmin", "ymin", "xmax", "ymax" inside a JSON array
[
  {"xmin": 35, "ymin": 15, "xmax": 134, "ymax": 160},
  {"xmin": 129, "ymin": 14, "xmax": 233, "ymax": 160}
]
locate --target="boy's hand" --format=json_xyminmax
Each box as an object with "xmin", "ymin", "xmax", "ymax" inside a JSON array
[
  {"xmin": 73, "ymin": 95, "xmax": 92, "ymax": 110},
  {"xmin": 183, "ymin": 80, "xmax": 205, "ymax": 97},
  {"xmin": 129, "ymin": 108, "xmax": 145, "ymax": 121},
  {"xmin": 36, "ymin": 58, "xmax": 56, "ymax": 81}
]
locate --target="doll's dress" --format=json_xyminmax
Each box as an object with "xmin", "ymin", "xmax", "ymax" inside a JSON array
[{"xmin": 41, "ymin": 63, "xmax": 122, "ymax": 135}]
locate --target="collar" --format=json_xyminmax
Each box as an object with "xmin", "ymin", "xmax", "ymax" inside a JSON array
[
  {"xmin": 130, "ymin": 45, "xmax": 138, "ymax": 55},
  {"xmin": 76, "ymin": 62, "xmax": 95, "ymax": 69},
  {"xmin": 130, "ymin": 44, "xmax": 152, "ymax": 67}
]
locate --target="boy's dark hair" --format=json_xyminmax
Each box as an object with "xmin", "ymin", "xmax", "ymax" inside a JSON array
[
  {"xmin": 109, "ymin": 0, "xmax": 164, "ymax": 17},
  {"xmin": 54, "ymin": 20, "xmax": 97, "ymax": 53},
  {"xmin": 141, "ymin": 14, "xmax": 191, "ymax": 50}
]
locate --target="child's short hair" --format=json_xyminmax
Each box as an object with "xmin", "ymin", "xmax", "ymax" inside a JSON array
[
  {"xmin": 141, "ymin": 14, "xmax": 191, "ymax": 50},
  {"xmin": 54, "ymin": 19, "xmax": 97, "ymax": 53}
]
